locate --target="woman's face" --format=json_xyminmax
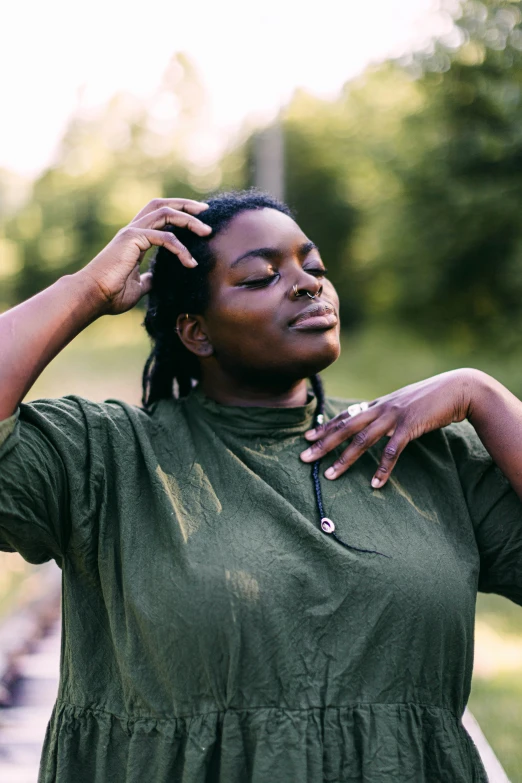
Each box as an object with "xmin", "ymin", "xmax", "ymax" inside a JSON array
[{"xmin": 199, "ymin": 207, "xmax": 341, "ymax": 384}]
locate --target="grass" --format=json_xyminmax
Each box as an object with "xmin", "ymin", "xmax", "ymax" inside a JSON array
[
  {"xmin": 468, "ymin": 674, "xmax": 522, "ymax": 781},
  {"xmin": 6, "ymin": 313, "xmax": 522, "ymax": 777}
]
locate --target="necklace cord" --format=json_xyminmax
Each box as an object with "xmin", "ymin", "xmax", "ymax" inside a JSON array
[{"xmin": 309, "ymin": 376, "xmax": 389, "ymax": 559}]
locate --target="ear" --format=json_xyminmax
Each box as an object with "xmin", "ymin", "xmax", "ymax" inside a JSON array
[{"xmin": 175, "ymin": 314, "xmax": 214, "ymax": 358}]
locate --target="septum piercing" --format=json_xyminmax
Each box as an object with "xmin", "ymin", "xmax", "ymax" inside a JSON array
[{"xmin": 293, "ymin": 284, "xmax": 317, "ymax": 299}]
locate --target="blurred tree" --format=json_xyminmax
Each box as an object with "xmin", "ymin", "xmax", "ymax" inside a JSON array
[
  {"xmin": 1, "ymin": 54, "xmax": 214, "ymax": 306},
  {"xmin": 375, "ymin": 0, "xmax": 522, "ymax": 349},
  {"xmin": 5, "ymin": 3, "xmax": 522, "ymax": 352}
]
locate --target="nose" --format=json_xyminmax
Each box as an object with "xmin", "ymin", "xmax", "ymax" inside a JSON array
[{"xmin": 292, "ymin": 274, "xmax": 324, "ymax": 299}]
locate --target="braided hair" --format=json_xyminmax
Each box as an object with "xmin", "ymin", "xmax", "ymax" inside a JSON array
[{"xmin": 141, "ymin": 189, "xmax": 325, "ymax": 421}]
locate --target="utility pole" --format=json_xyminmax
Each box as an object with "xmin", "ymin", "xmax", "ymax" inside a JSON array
[{"xmin": 253, "ymin": 120, "xmax": 285, "ymax": 201}]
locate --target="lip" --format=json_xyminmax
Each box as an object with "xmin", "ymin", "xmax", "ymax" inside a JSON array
[{"xmin": 289, "ymin": 301, "xmax": 337, "ymax": 328}]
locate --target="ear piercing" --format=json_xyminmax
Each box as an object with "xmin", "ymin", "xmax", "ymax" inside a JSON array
[{"xmin": 174, "ymin": 313, "xmax": 190, "ymax": 334}]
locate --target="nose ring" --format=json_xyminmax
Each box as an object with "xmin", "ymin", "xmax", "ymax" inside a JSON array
[{"xmin": 293, "ymin": 284, "xmax": 317, "ymax": 299}]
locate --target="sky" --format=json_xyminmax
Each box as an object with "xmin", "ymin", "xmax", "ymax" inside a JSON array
[{"xmin": 1, "ymin": 0, "xmax": 452, "ymax": 178}]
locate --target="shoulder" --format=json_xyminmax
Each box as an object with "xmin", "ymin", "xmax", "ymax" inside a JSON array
[
  {"xmin": 16, "ymin": 395, "xmax": 161, "ymax": 452},
  {"xmin": 441, "ymin": 418, "xmax": 489, "ymax": 458},
  {"xmin": 439, "ymin": 419, "xmax": 503, "ymax": 490},
  {"xmin": 19, "ymin": 394, "xmax": 149, "ymax": 429}
]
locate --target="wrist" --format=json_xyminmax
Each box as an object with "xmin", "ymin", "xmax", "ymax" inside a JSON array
[{"xmin": 63, "ymin": 270, "xmax": 110, "ymax": 320}]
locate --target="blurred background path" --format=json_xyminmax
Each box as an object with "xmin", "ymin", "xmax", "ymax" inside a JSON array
[
  {"xmin": 0, "ymin": 618, "xmax": 60, "ymax": 782},
  {"xmin": 0, "ymin": 563, "xmax": 61, "ymax": 782}
]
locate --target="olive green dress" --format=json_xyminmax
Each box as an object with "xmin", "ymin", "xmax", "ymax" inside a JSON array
[{"xmin": 0, "ymin": 385, "xmax": 521, "ymax": 782}]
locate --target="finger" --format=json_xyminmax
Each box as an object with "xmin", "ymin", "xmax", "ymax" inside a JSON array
[
  {"xmin": 131, "ymin": 206, "xmax": 212, "ymax": 237},
  {"xmin": 123, "ymin": 227, "xmax": 198, "ymax": 267},
  {"xmin": 370, "ymin": 432, "xmax": 410, "ymax": 489},
  {"xmin": 139, "ymin": 271, "xmax": 153, "ymax": 297},
  {"xmin": 131, "ymin": 198, "xmax": 209, "ymax": 223},
  {"xmin": 322, "ymin": 417, "xmax": 396, "ymax": 480},
  {"xmin": 300, "ymin": 407, "xmax": 379, "ymax": 463},
  {"xmin": 304, "ymin": 401, "xmax": 377, "ymax": 440}
]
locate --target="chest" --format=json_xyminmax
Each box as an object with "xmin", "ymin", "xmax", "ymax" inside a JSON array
[{"xmin": 98, "ymin": 429, "xmax": 479, "ymax": 651}]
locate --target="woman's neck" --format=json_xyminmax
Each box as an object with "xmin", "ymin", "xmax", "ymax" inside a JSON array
[{"xmin": 199, "ymin": 373, "xmax": 310, "ymax": 408}]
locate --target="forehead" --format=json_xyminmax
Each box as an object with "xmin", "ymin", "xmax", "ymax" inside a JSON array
[{"xmin": 209, "ymin": 208, "xmax": 308, "ymax": 265}]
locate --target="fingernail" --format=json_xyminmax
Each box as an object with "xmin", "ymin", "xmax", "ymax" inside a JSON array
[
  {"xmin": 325, "ymin": 467, "xmax": 335, "ymax": 478},
  {"xmin": 305, "ymin": 429, "xmax": 316, "ymax": 438},
  {"xmin": 371, "ymin": 477, "xmax": 382, "ymax": 489},
  {"xmin": 300, "ymin": 449, "xmax": 313, "ymax": 460},
  {"xmin": 190, "ymin": 257, "xmax": 198, "ymax": 266}
]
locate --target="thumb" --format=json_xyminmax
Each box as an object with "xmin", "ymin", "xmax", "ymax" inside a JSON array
[{"xmin": 139, "ymin": 272, "xmax": 153, "ymax": 297}]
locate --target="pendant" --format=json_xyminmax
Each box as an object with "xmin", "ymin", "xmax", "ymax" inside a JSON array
[{"xmin": 320, "ymin": 517, "xmax": 335, "ymax": 534}]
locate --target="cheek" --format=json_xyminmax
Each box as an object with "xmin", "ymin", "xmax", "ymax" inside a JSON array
[
  {"xmin": 324, "ymin": 280, "xmax": 340, "ymax": 308},
  {"xmin": 207, "ymin": 291, "xmax": 283, "ymax": 341}
]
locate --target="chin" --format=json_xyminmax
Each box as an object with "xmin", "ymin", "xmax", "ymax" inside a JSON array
[{"xmin": 290, "ymin": 335, "xmax": 341, "ymax": 377}]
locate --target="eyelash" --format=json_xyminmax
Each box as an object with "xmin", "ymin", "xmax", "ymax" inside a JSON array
[{"xmin": 244, "ymin": 268, "xmax": 329, "ymax": 288}]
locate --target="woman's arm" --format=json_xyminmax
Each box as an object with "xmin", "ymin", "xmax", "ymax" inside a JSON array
[
  {"xmin": 467, "ymin": 370, "xmax": 522, "ymax": 499},
  {"xmin": 0, "ymin": 198, "xmax": 211, "ymax": 421},
  {"xmin": 300, "ymin": 367, "xmax": 522, "ymax": 499},
  {"xmin": 0, "ymin": 273, "xmax": 105, "ymax": 421}
]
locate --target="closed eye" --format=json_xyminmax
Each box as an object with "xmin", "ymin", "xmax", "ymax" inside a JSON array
[
  {"xmin": 243, "ymin": 274, "xmax": 280, "ymax": 288},
  {"xmin": 243, "ymin": 268, "xmax": 328, "ymax": 288}
]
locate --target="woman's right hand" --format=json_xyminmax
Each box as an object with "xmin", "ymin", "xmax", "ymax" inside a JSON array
[{"xmin": 78, "ymin": 198, "xmax": 212, "ymax": 315}]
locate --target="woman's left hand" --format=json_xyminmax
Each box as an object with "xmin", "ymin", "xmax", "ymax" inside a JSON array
[{"xmin": 300, "ymin": 368, "xmax": 479, "ymax": 488}]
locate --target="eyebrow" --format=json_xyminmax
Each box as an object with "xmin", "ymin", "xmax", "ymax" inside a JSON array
[{"xmin": 230, "ymin": 241, "xmax": 318, "ymax": 270}]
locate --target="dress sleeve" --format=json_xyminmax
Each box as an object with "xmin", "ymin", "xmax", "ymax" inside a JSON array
[
  {"xmin": 0, "ymin": 396, "xmax": 103, "ymax": 565},
  {"xmin": 444, "ymin": 419, "xmax": 522, "ymax": 606}
]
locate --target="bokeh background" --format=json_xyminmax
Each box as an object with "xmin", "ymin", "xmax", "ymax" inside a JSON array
[{"xmin": 1, "ymin": 0, "xmax": 522, "ymax": 778}]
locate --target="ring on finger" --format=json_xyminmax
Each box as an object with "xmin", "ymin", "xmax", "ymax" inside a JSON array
[{"xmin": 346, "ymin": 401, "xmax": 369, "ymax": 417}]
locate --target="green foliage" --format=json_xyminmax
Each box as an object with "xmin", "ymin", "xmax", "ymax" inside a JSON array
[
  {"xmin": 382, "ymin": 0, "xmax": 522, "ymax": 348},
  {"xmin": 468, "ymin": 673, "xmax": 522, "ymax": 781},
  {"xmin": 1, "ymin": 54, "xmax": 211, "ymax": 305},
  {"xmin": 5, "ymin": 1, "xmax": 522, "ymax": 353}
]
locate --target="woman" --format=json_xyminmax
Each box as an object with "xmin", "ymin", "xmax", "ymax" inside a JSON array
[{"xmin": 0, "ymin": 190, "xmax": 521, "ymax": 783}]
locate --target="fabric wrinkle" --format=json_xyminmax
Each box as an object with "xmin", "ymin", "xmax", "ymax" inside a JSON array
[{"xmin": 0, "ymin": 390, "xmax": 518, "ymax": 781}]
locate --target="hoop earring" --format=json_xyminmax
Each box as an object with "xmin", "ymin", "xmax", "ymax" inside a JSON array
[{"xmin": 174, "ymin": 314, "xmax": 190, "ymax": 334}]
